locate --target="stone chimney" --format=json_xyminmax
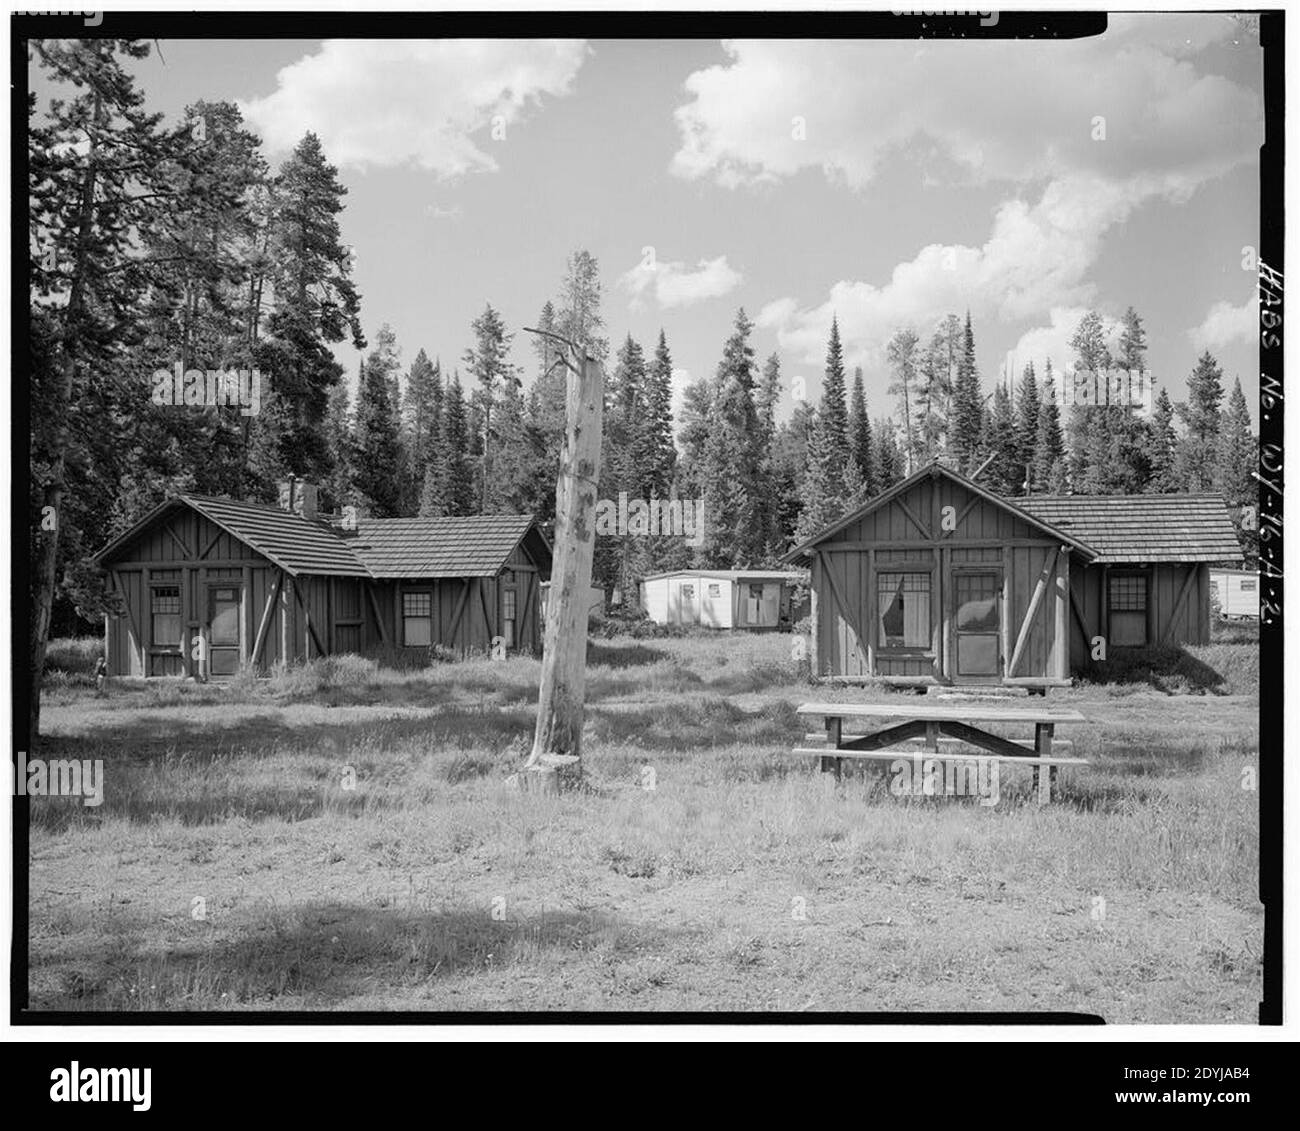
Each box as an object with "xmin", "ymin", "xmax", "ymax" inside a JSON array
[{"xmin": 277, "ymin": 477, "xmax": 318, "ymax": 520}]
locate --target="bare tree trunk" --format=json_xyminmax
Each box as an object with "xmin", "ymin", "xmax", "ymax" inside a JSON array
[{"xmin": 526, "ymin": 351, "xmax": 604, "ymax": 778}]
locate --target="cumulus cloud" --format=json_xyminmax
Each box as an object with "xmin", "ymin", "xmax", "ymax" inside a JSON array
[
  {"xmin": 1006, "ymin": 307, "xmax": 1124, "ymax": 383},
  {"xmin": 620, "ymin": 254, "xmax": 742, "ymax": 309},
  {"xmin": 760, "ymin": 174, "xmax": 1152, "ymax": 372},
  {"xmin": 240, "ymin": 39, "xmax": 588, "ymax": 175},
  {"xmin": 675, "ymin": 18, "xmax": 1261, "ymax": 371},
  {"xmin": 672, "ymin": 19, "xmax": 1259, "ymax": 194},
  {"xmin": 1190, "ymin": 294, "xmax": 1258, "ymax": 350}
]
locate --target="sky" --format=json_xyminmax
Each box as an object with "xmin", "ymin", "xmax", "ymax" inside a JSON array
[{"xmin": 58, "ymin": 17, "xmax": 1266, "ymax": 427}]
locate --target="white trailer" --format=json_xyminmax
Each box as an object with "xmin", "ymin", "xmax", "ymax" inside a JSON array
[
  {"xmin": 638, "ymin": 570, "xmax": 807, "ymax": 629},
  {"xmin": 1209, "ymin": 568, "xmax": 1259, "ymax": 619}
]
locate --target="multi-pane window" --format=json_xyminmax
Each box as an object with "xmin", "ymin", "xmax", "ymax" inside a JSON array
[
  {"xmin": 502, "ymin": 589, "xmax": 517, "ymax": 649},
  {"xmin": 403, "ymin": 591, "xmax": 432, "ymax": 647},
  {"xmin": 878, "ymin": 572, "xmax": 931, "ymax": 648},
  {"xmin": 1108, "ymin": 574, "xmax": 1148, "ymax": 646},
  {"xmin": 150, "ymin": 586, "xmax": 182, "ymax": 647}
]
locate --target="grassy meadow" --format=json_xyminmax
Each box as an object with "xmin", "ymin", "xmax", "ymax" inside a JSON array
[{"xmin": 27, "ymin": 627, "xmax": 1260, "ymax": 1018}]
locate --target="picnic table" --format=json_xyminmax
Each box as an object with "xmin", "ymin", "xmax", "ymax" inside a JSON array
[{"xmin": 794, "ymin": 701, "xmax": 1088, "ymax": 804}]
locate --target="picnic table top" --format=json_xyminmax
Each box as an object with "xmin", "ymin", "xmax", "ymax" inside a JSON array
[{"xmin": 796, "ymin": 702, "xmax": 1087, "ymax": 724}]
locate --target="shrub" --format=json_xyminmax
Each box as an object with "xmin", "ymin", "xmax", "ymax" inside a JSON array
[{"xmin": 45, "ymin": 637, "xmax": 103, "ymax": 675}]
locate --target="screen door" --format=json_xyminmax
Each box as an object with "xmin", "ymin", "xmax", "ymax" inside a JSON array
[
  {"xmin": 955, "ymin": 572, "xmax": 1001, "ymax": 677},
  {"xmin": 207, "ymin": 586, "xmax": 242, "ymax": 676}
]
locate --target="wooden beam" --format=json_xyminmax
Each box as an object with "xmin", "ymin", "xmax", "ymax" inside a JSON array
[
  {"xmin": 865, "ymin": 548, "xmax": 876, "ymax": 676},
  {"xmin": 199, "ymin": 527, "xmax": 224, "ymax": 560},
  {"xmin": 1161, "ymin": 566, "xmax": 1199, "ymax": 645},
  {"xmin": 252, "ymin": 569, "xmax": 284, "ymax": 667},
  {"xmin": 1069, "ymin": 584, "xmax": 1089, "ymax": 643},
  {"xmin": 293, "ymin": 576, "xmax": 326, "ymax": 657},
  {"xmin": 1009, "ymin": 548, "xmax": 1059, "ymax": 678},
  {"xmin": 479, "ymin": 576, "xmax": 495, "ymax": 643},
  {"xmin": 518, "ymin": 573, "xmax": 536, "ymax": 651},
  {"xmin": 894, "ymin": 495, "xmax": 931, "ymax": 539},
  {"xmin": 365, "ymin": 582, "xmax": 388, "ymax": 646},
  {"xmin": 1054, "ymin": 552, "xmax": 1069, "ymax": 679},
  {"xmin": 1001, "ymin": 546, "xmax": 1012, "ymax": 676},
  {"xmin": 162, "ymin": 523, "xmax": 191, "ymax": 560},
  {"xmin": 446, "ymin": 578, "xmax": 472, "ymax": 649},
  {"xmin": 947, "ymin": 494, "xmax": 982, "ymax": 537},
  {"xmin": 809, "ymin": 553, "xmax": 821, "ymax": 678}
]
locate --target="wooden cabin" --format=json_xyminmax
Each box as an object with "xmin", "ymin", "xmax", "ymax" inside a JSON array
[
  {"xmin": 93, "ymin": 484, "xmax": 551, "ymax": 677},
  {"xmin": 782, "ymin": 462, "xmax": 1243, "ymax": 690}
]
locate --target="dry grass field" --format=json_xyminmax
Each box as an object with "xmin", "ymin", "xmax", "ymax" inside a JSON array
[{"xmin": 27, "ymin": 627, "xmax": 1260, "ymax": 1019}]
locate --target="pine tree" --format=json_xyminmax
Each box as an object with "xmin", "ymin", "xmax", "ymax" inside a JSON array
[
  {"xmin": 698, "ymin": 309, "xmax": 764, "ymax": 565},
  {"xmin": 1175, "ymin": 351, "xmax": 1226, "ymax": 491},
  {"xmin": 463, "ymin": 303, "xmax": 518, "ymax": 511},
  {"xmin": 1146, "ymin": 387, "xmax": 1178, "ymax": 493},
  {"xmin": 797, "ymin": 318, "xmax": 854, "ymax": 538},
  {"xmin": 1216, "ymin": 378, "xmax": 1257, "ymax": 564},
  {"xmin": 886, "ymin": 328, "xmax": 920, "ymax": 473},
  {"xmin": 950, "ymin": 311, "xmax": 983, "ymax": 470},
  {"xmin": 403, "ymin": 349, "xmax": 441, "ymax": 512},
  {"xmin": 873, "ymin": 419, "xmax": 904, "ymax": 490},
  {"xmin": 598, "ymin": 334, "xmax": 648, "ymax": 595},
  {"xmin": 322, "ymin": 378, "xmax": 355, "ymax": 510},
  {"xmin": 985, "ymin": 382, "xmax": 1020, "ymax": 495},
  {"xmin": 555, "ymin": 249, "xmax": 608, "ymax": 363},
  {"xmin": 1033, "ymin": 364, "xmax": 1066, "ymax": 494},
  {"xmin": 260, "ymin": 132, "xmax": 364, "ymax": 480},
  {"xmin": 421, "ymin": 371, "xmax": 473, "ymax": 516},
  {"xmin": 1216, "ymin": 378, "xmax": 1255, "ymax": 499},
  {"xmin": 354, "ymin": 324, "xmax": 405, "ymax": 517},
  {"xmin": 1014, "ymin": 362, "xmax": 1040, "ymax": 493},
  {"xmin": 28, "ymin": 38, "xmax": 175, "ymax": 736},
  {"xmin": 637, "ymin": 331, "xmax": 678, "ymax": 499},
  {"xmin": 848, "ymin": 366, "xmax": 875, "ymax": 497}
]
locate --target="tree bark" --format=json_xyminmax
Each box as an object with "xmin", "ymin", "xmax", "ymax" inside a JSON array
[
  {"xmin": 30, "ymin": 91, "xmax": 100, "ymax": 743},
  {"xmin": 527, "ymin": 350, "xmax": 604, "ymax": 773}
]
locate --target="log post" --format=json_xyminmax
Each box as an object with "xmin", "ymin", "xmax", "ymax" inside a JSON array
[{"xmin": 524, "ymin": 330, "xmax": 604, "ymax": 783}]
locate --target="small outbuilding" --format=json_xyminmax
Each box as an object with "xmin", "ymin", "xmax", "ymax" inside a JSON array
[
  {"xmin": 782, "ymin": 461, "xmax": 1243, "ymax": 689},
  {"xmin": 93, "ymin": 482, "xmax": 551, "ymax": 677},
  {"xmin": 639, "ymin": 569, "xmax": 808, "ymax": 630}
]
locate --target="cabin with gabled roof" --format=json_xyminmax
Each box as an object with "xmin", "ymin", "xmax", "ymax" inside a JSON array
[
  {"xmin": 92, "ymin": 481, "xmax": 551, "ymax": 677},
  {"xmin": 782, "ymin": 462, "xmax": 1243, "ymax": 690}
]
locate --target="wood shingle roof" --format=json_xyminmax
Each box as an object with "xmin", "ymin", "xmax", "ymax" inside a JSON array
[
  {"xmin": 349, "ymin": 514, "xmax": 545, "ymax": 578},
  {"xmin": 96, "ymin": 496, "xmax": 550, "ymax": 580},
  {"xmin": 1017, "ymin": 494, "xmax": 1243, "ymax": 564}
]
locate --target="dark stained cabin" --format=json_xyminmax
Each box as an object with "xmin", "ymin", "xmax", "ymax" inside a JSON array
[
  {"xmin": 93, "ymin": 482, "xmax": 552, "ymax": 677},
  {"xmin": 783, "ymin": 462, "xmax": 1244, "ymax": 690}
]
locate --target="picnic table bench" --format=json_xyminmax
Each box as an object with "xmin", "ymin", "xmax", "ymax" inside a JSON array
[{"xmin": 794, "ymin": 701, "xmax": 1088, "ymax": 804}]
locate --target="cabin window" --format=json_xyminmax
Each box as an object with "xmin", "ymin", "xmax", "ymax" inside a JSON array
[
  {"xmin": 1108, "ymin": 573, "xmax": 1148, "ymax": 646},
  {"xmin": 502, "ymin": 588, "xmax": 517, "ymax": 649},
  {"xmin": 707, "ymin": 583, "xmax": 721, "ymax": 598},
  {"xmin": 150, "ymin": 585, "xmax": 182, "ymax": 647},
  {"xmin": 878, "ymin": 572, "xmax": 931, "ymax": 649},
  {"xmin": 1240, "ymin": 579, "xmax": 1257, "ymax": 592},
  {"xmin": 402, "ymin": 591, "xmax": 432, "ymax": 647}
]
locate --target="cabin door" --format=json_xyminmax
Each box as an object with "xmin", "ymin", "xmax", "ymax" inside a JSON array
[
  {"xmin": 954, "ymin": 571, "xmax": 1001, "ymax": 678},
  {"xmin": 206, "ymin": 585, "xmax": 243, "ymax": 677}
]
